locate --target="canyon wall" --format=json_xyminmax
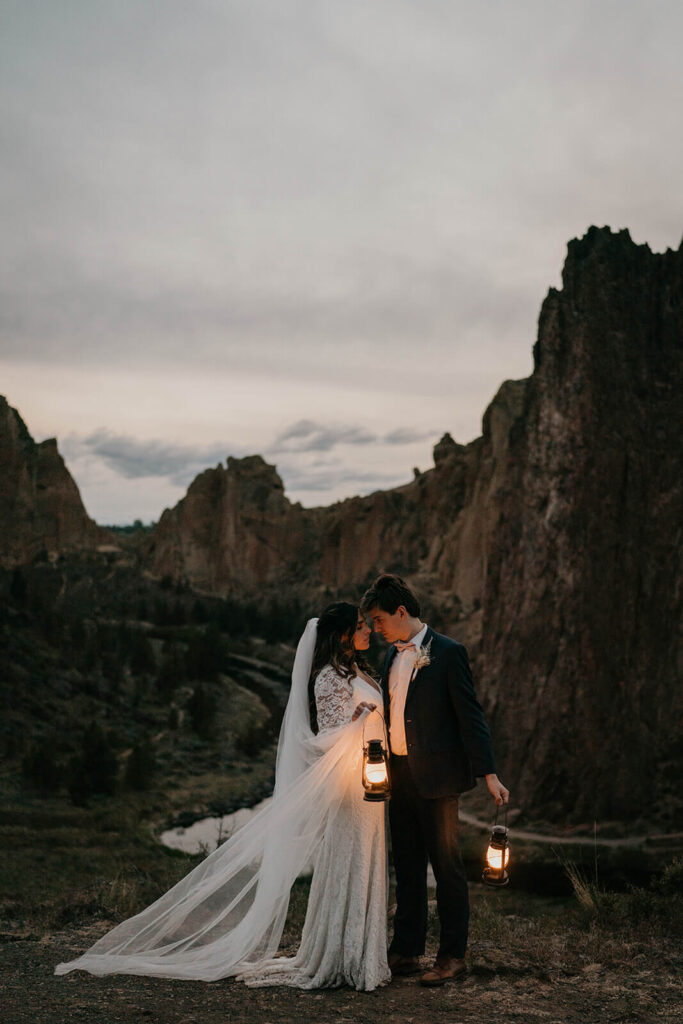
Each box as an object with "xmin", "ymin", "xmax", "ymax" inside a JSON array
[{"xmin": 478, "ymin": 227, "xmax": 682, "ymax": 822}]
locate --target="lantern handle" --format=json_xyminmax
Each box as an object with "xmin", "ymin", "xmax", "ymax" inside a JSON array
[
  {"xmin": 361, "ymin": 706, "xmax": 390, "ymax": 751},
  {"xmin": 494, "ymin": 804, "xmax": 508, "ymax": 828}
]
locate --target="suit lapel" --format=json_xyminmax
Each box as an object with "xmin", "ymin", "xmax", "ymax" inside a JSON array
[
  {"xmin": 382, "ymin": 646, "xmax": 398, "ymax": 724},
  {"xmin": 404, "ymin": 626, "xmax": 436, "ymax": 707}
]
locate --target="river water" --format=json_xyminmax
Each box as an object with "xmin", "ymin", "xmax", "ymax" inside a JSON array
[{"xmin": 160, "ymin": 797, "xmax": 273, "ymax": 854}]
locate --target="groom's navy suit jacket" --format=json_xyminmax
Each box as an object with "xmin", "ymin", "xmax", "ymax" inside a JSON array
[{"xmin": 381, "ymin": 627, "xmax": 496, "ymax": 799}]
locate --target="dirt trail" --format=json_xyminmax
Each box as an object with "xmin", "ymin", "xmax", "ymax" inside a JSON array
[
  {"xmin": 3, "ymin": 923, "xmax": 680, "ymax": 1024},
  {"xmin": 459, "ymin": 812, "xmax": 683, "ymax": 850}
]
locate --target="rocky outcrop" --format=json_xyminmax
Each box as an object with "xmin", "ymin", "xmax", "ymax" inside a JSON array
[
  {"xmin": 146, "ymin": 227, "xmax": 683, "ymax": 824},
  {"xmin": 0, "ymin": 397, "xmax": 107, "ymax": 567},
  {"xmin": 478, "ymin": 227, "xmax": 683, "ymax": 824},
  {"xmin": 148, "ymin": 456, "xmax": 314, "ymax": 593}
]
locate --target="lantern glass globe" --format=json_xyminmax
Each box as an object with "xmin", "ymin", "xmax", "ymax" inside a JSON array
[
  {"xmin": 486, "ymin": 845, "xmax": 510, "ymax": 871},
  {"xmin": 365, "ymin": 762, "xmax": 388, "ymax": 785}
]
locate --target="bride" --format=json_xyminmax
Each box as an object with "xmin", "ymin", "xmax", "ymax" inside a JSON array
[{"xmin": 55, "ymin": 602, "xmax": 392, "ymax": 991}]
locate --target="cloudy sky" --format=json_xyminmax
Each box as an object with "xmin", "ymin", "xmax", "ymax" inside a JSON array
[{"xmin": 1, "ymin": 1, "xmax": 681, "ymax": 524}]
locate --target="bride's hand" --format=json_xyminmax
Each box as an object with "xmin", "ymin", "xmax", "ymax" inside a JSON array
[{"xmin": 351, "ymin": 701, "xmax": 377, "ymax": 721}]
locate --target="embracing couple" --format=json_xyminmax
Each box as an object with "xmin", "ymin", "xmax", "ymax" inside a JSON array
[{"xmin": 56, "ymin": 574, "xmax": 509, "ymax": 991}]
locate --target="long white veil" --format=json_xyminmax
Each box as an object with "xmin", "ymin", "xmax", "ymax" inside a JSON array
[{"xmin": 55, "ymin": 618, "xmax": 369, "ymax": 981}]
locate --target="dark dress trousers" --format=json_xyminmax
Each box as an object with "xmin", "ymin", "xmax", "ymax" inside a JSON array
[{"xmin": 382, "ymin": 627, "xmax": 496, "ymax": 959}]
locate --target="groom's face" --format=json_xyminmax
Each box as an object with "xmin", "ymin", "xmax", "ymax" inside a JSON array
[{"xmin": 368, "ymin": 606, "xmax": 409, "ymax": 644}]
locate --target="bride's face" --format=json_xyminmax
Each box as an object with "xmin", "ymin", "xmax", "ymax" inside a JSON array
[{"xmin": 351, "ymin": 613, "xmax": 371, "ymax": 651}]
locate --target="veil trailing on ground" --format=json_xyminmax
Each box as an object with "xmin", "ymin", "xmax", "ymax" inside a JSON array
[{"xmin": 55, "ymin": 618, "xmax": 369, "ymax": 981}]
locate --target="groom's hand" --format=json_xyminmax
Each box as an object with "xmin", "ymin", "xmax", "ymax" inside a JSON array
[
  {"xmin": 485, "ymin": 774, "xmax": 510, "ymax": 806},
  {"xmin": 352, "ymin": 701, "xmax": 377, "ymax": 721}
]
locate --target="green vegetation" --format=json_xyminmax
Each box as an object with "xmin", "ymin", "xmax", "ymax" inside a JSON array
[
  {"xmin": 0, "ymin": 556, "xmax": 285, "ymax": 814},
  {"xmin": 0, "ymin": 552, "xmax": 289, "ymax": 935},
  {"xmin": 0, "ymin": 800, "xmax": 201, "ymax": 929},
  {"xmin": 562, "ymin": 855, "xmax": 683, "ymax": 938}
]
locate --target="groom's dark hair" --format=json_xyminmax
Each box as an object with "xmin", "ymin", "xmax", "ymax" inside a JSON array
[{"xmin": 361, "ymin": 573, "xmax": 421, "ymax": 617}]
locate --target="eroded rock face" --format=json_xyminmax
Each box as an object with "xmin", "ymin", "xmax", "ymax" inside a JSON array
[
  {"xmin": 145, "ymin": 227, "xmax": 682, "ymax": 823},
  {"xmin": 0, "ymin": 397, "xmax": 107, "ymax": 567},
  {"xmin": 479, "ymin": 227, "xmax": 683, "ymax": 823},
  {"xmin": 148, "ymin": 456, "xmax": 314, "ymax": 593}
]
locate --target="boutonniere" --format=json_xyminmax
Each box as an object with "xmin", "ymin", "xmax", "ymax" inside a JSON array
[{"xmin": 411, "ymin": 639, "xmax": 432, "ymax": 678}]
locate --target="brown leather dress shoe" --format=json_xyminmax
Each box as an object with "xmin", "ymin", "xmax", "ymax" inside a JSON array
[
  {"xmin": 420, "ymin": 955, "xmax": 467, "ymax": 986},
  {"xmin": 388, "ymin": 952, "xmax": 422, "ymax": 977}
]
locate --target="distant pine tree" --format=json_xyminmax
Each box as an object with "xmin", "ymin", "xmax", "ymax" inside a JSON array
[
  {"xmin": 186, "ymin": 624, "xmax": 226, "ymax": 681},
  {"xmin": 192, "ymin": 599, "xmax": 209, "ymax": 624},
  {"xmin": 129, "ymin": 633, "xmax": 156, "ymax": 675},
  {"xmin": 10, "ymin": 568, "xmax": 27, "ymax": 605},
  {"xmin": 21, "ymin": 740, "xmax": 61, "ymax": 796},
  {"xmin": 187, "ymin": 684, "xmax": 217, "ymax": 740},
  {"xmin": 124, "ymin": 738, "xmax": 156, "ymax": 791},
  {"xmin": 68, "ymin": 723, "xmax": 118, "ymax": 805},
  {"xmin": 157, "ymin": 643, "xmax": 186, "ymax": 701}
]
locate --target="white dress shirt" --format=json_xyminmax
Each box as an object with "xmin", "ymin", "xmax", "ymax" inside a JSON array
[{"xmin": 388, "ymin": 623, "xmax": 429, "ymax": 755}]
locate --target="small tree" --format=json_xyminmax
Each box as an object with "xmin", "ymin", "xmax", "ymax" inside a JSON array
[
  {"xmin": 124, "ymin": 738, "xmax": 156, "ymax": 791},
  {"xmin": 187, "ymin": 684, "xmax": 218, "ymax": 740},
  {"xmin": 68, "ymin": 723, "xmax": 118, "ymax": 805},
  {"xmin": 129, "ymin": 633, "xmax": 156, "ymax": 675},
  {"xmin": 157, "ymin": 643, "xmax": 186, "ymax": 701},
  {"xmin": 21, "ymin": 740, "xmax": 61, "ymax": 796},
  {"xmin": 10, "ymin": 568, "xmax": 27, "ymax": 606},
  {"xmin": 186, "ymin": 624, "xmax": 225, "ymax": 681}
]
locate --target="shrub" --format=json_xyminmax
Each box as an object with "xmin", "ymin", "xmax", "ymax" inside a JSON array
[
  {"xmin": 21, "ymin": 740, "xmax": 62, "ymax": 796},
  {"xmin": 235, "ymin": 721, "xmax": 267, "ymax": 759},
  {"xmin": 564, "ymin": 856, "xmax": 683, "ymax": 938},
  {"xmin": 124, "ymin": 739, "xmax": 156, "ymax": 791},
  {"xmin": 129, "ymin": 633, "xmax": 156, "ymax": 675},
  {"xmin": 185, "ymin": 625, "xmax": 226, "ymax": 681},
  {"xmin": 157, "ymin": 643, "xmax": 186, "ymax": 700},
  {"xmin": 68, "ymin": 723, "xmax": 118, "ymax": 805},
  {"xmin": 187, "ymin": 684, "xmax": 218, "ymax": 740}
]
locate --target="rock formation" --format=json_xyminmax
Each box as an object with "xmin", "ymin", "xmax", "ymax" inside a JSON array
[
  {"xmin": 477, "ymin": 227, "xmax": 683, "ymax": 824},
  {"xmin": 146, "ymin": 227, "xmax": 683, "ymax": 824},
  {"xmin": 0, "ymin": 396, "xmax": 107, "ymax": 567},
  {"xmin": 149, "ymin": 455, "xmax": 313, "ymax": 593}
]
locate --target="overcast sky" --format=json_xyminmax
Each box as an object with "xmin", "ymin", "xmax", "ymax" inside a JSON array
[{"xmin": 1, "ymin": 1, "xmax": 681, "ymax": 524}]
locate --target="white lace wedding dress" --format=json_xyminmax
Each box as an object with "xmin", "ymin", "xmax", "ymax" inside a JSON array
[
  {"xmin": 55, "ymin": 620, "xmax": 391, "ymax": 992},
  {"xmin": 240, "ymin": 667, "xmax": 390, "ymax": 991}
]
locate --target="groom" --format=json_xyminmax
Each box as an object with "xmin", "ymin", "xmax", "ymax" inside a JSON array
[{"xmin": 361, "ymin": 573, "xmax": 509, "ymax": 986}]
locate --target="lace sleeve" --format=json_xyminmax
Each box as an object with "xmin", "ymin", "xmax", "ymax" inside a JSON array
[{"xmin": 314, "ymin": 665, "xmax": 355, "ymax": 731}]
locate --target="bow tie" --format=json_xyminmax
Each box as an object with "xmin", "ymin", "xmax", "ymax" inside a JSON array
[{"xmin": 394, "ymin": 640, "xmax": 416, "ymax": 653}]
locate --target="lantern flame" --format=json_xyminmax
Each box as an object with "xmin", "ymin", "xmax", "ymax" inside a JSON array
[
  {"xmin": 485, "ymin": 845, "xmax": 510, "ymax": 871},
  {"xmin": 364, "ymin": 762, "xmax": 388, "ymax": 785}
]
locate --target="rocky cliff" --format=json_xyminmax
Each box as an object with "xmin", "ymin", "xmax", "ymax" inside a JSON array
[
  {"xmin": 147, "ymin": 227, "xmax": 683, "ymax": 824},
  {"xmin": 0, "ymin": 397, "xmax": 107, "ymax": 567},
  {"xmin": 478, "ymin": 227, "xmax": 683, "ymax": 823}
]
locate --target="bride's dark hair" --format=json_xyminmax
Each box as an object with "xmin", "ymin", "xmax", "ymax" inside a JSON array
[{"xmin": 308, "ymin": 602, "xmax": 369, "ymax": 734}]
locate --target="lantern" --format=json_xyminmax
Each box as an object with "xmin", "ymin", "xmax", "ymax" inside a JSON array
[
  {"xmin": 482, "ymin": 812, "xmax": 510, "ymax": 887},
  {"xmin": 362, "ymin": 713, "xmax": 391, "ymax": 802}
]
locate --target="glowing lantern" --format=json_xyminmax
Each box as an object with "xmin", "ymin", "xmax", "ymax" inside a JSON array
[
  {"xmin": 362, "ymin": 713, "xmax": 391, "ymax": 802},
  {"xmin": 482, "ymin": 816, "xmax": 510, "ymax": 887}
]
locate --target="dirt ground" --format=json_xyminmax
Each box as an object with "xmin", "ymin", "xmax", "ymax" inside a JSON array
[{"xmin": 2, "ymin": 920, "xmax": 681, "ymax": 1024}]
